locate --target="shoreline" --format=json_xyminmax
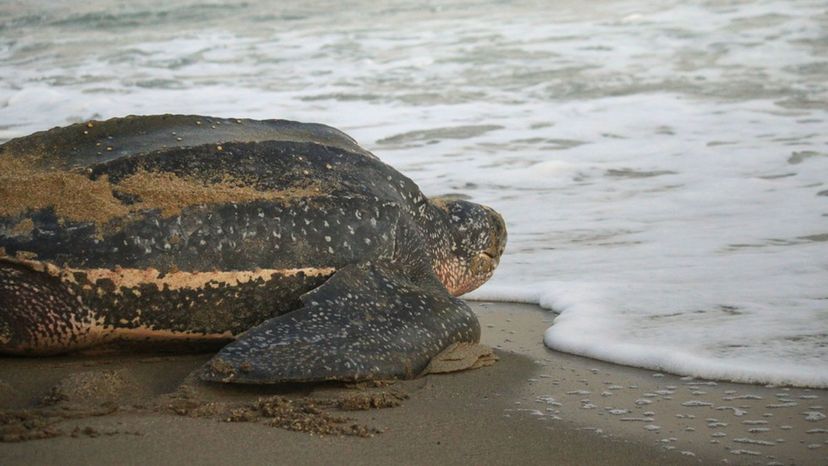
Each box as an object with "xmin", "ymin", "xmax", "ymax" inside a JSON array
[
  {"xmin": 474, "ymin": 301, "xmax": 828, "ymax": 464},
  {"xmin": 0, "ymin": 301, "xmax": 824, "ymax": 465}
]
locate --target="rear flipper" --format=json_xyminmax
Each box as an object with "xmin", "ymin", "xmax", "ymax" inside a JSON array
[
  {"xmin": 0, "ymin": 258, "xmax": 100, "ymax": 354},
  {"xmin": 201, "ymin": 260, "xmax": 480, "ymax": 384}
]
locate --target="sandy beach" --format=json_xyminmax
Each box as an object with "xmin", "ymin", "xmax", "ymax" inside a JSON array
[
  {"xmin": 1, "ymin": 1, "xmax": 826, "ymax": 464},
  {"xmin": 0, "ymin": 301, "xmax": 824, "ymax": 465}
]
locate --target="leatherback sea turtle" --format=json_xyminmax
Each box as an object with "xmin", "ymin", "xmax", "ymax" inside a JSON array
[{"xmin": 0, "ymin": 115, "xmax": 506, "ymax": 383}]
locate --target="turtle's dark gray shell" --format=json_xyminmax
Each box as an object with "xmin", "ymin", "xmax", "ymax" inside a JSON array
[{"xmin": 0, "ymin": 115, "xmax": 506, "ymax": 383}]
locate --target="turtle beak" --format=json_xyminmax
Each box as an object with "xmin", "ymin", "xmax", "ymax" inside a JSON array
[
  {"xmin": 470, "ymin": 252, "xmax": 497, "ymax": 279},
  {"xmin": 479, "ymin": 250, "xmax": 498, "ymax": 268},
  {"xmin": 484, "ymin": 207, "xmax": 507, "ymax": 261}
]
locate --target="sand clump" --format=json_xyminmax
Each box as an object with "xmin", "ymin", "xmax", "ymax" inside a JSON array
[
  {"xmin": 9, "ymin": 219, "xmax": 34, "ymax": 237},
  {"xmin": 336, "ymin": 390, "xmax": 408, "ymax": 411},
  {"xmin": 0, "ymin": 155, "xmax": 129, "ymax": 228},
  {"xmin": 42, "ymin": 369, "xmax": 135, "ymax": 406},
  {"xmin": 252, "ymin": 396, "xmax": 381, "ymax": 436},
  {"xmin": 162, "ymin": 383, "xmax": 408, "ymax": 437},
  {"xmin": 0, "ymin": 406, "xmax": 125, "ymax": 443},
  {"xmin": 0, "ymin": 410, "xmax": 66, "ymax": 442},
  {"xmin": 0, "ymin": 367, "xmax": 410, "ymax": 442},
  {"xmin": 0, "ymin": 369, "xmax": 134, "ymax": 442}
]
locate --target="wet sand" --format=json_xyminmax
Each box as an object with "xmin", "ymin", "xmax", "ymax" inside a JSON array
[
  {"xmin": 477, "ymin": 302, "xmax": 828, "ymax": 465},
  {"xmin": 1, "ymin": 302, "xmax": 825, "ymax": 465}
]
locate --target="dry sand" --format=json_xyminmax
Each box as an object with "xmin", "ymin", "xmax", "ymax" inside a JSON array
[{"xmin": 0, "ymin": 301, "xmax": 825, "ymax": 465}]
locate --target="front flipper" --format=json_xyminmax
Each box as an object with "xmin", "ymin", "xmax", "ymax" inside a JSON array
[{"xmin": 200, "ymin": 261, "xmax": 480, "ymax": 384}]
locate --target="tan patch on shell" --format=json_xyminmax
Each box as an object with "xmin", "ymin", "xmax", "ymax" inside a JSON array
[
  {"xmin": 2, "ymin": 256, "xmax": 334, "ymax": 292},
  {"xmin": 114, "ymin": 169, "xmax": 322, "ymax": 218},
  {"xmin": 0, "ymin": 154, "xmax": 323, "ymax": 229},
  {"xmin": 1, "ymin": 256, "xmax": 336, "ymax": 351},
  {"xmin": 77, "ymin": 265, "xmax": 335, "ymax": 291},
  {"xmin": 103, "ymin": 326, "xmax": 234, "ymax": 341},
  {"xmin": 0, "ymin": 155, "xmax": 129, "ymax": 227},
  {"xmin": 10, "ymin": 218, "xmax": 34, "ymax": 237},
  {"xmin": 14, "ymin": 250, "xmax": 38, "ymax": 260}
]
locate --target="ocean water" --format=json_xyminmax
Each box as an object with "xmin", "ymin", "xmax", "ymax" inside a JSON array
[{"xmin": 1, "ymin": 0, "xmax": 826, "ymax": 387}]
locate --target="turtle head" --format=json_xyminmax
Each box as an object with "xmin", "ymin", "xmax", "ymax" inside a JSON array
[{"xmin": 430, "ymin": 198, "xmax": 507, "ymax": 296}]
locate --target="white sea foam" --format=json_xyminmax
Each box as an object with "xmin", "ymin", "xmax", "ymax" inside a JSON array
[{"xmin": 0, "ymin": 0, "xmax": 826, "ymax": 386}]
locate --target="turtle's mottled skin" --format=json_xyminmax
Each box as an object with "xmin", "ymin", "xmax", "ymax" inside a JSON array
[{"xmin": 0, "ymin": 115, "xmax": 506, "ymax": 383}]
